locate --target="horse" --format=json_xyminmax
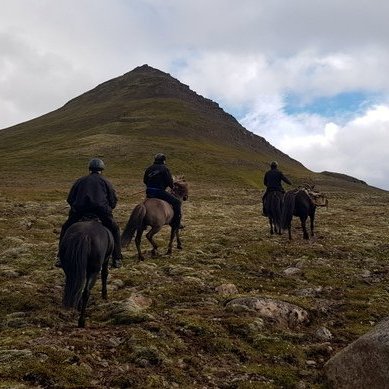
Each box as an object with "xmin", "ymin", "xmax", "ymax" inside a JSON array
[
  {"xmin": 121, "ymin": 177, "xmax": 189, "ymax": 261},
  {"xmin": 263, "ymin": 190, "xmax": 284, "ymax": 235},
  {"xmin": 281, "ymin": 185, "xmax": 328, "ymax": 240},
  {"xmin": 59, "ymin": 220, "xmax": 114, "ymax": 328}
]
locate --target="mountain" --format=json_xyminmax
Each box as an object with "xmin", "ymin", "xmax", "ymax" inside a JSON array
[
  {"xmin": 1, "ymin": 65, "xmax": 388, "ymax": 388},
  {"xmin": 0, "ymin": 64, "xmax": 375, "ymax": 194}
]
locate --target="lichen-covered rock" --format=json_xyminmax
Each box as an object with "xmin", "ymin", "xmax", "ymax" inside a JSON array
[{"xmin": 225, "ymin": 296, "xmax": 309, "ymax": 329}]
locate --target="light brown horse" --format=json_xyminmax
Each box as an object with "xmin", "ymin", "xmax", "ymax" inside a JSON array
[{"xmin": 121, "ymin": 177, "xmax": 189, "ymax": 260}]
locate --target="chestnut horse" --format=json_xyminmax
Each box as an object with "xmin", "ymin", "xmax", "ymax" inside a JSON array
[{"xmin": 121, "ymin": 178, "xmax": 188, "ymax": 260}]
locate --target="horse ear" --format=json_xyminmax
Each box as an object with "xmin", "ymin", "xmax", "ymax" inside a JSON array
[{"xmin": 312, "ymin": 185, "xmax": 315, "ymax": 190}]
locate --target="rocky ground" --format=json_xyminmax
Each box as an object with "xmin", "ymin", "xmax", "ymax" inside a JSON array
[{"xmin": 0, "ymin": 184, "xmax": 388, "ymax": 388}]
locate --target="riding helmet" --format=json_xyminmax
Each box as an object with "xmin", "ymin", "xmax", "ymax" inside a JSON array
[
  {"xmin": 88, "ymin": 158, "xmax": 105, "ymax": 172},
  {"xmin": 270, "ymin": 161, "xmax": 278, "ymax": 169},
  {"xmin": 154, "ymin": 153, "xmax": 166, "ymax": 163}
]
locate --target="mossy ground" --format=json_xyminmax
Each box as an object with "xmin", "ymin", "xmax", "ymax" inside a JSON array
[{"xmin": 0, "ymin": 179, "xmax": 388, "ymax": 388}]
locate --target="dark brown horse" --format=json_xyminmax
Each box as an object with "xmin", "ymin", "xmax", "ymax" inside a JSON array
[
  {"xmin": 281, "ymin": 185, "xmax": 327, "ymax": 240},
  {"xmin": 121, "ymin": 177, "xmax": 189, "ymax": 260},
  {"xmin": 264, "ymin": 191, "xmax": 284, "ymax": 235},
  {"xmin": 60, "ymin": 220, "xmax": 114, "ymax": 327}
]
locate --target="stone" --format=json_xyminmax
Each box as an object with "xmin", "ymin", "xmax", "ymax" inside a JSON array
[
  {"xmin": 315, "ymin": 327, "xmax": 333, "ymax": 341},
  {"xmin": 283, "ymin": 267, "xmax": 302, "ymax": 276},
  {"xmin": 225, "ymin": 296, "xmax": 309, "ymax": 329},
  {"xmin": 215, "ymin": 283, "xmax": 238, "ymax": 295},
  {"xmin": 324, "ymin": 317, "xmax": 389, "ymax": 388}
]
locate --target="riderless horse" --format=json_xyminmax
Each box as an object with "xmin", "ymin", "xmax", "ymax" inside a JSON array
[{"xmin": 281, "ymin": 185, "xmax": 328, "ymax": 240}]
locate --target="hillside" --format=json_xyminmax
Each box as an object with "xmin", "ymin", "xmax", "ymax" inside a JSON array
[
  {"xmin": 0, "ymin": 65, "xmax": 388, "ymax": 388},
  {"xmin": 0, "ymin": 64, "xmax": 372, "ymax": 196}
]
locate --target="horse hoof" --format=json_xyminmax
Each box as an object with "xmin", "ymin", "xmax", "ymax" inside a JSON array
[
  {"xmin": 166, "ymin": 250, "xmax": 172, "ymax": 255},
  {"xmin": 177, "ymin": 245, "xmax": 183, "ymax": 250}
]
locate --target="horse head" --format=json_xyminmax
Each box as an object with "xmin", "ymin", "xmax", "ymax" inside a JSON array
[
  {"xmin": 306, "ymin": 187, "xmax": 328, "ymax": 208},
  {"xmin": 172, "ymin": 176, "xmax": 189, "ymax": 201}
]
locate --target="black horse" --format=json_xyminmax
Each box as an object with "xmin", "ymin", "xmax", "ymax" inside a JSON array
[
  {"xmin": 281, "ymin": 186, "xmax": 327, "ymax": 240},
  {"xmin": 264, "ymin": 191, "xmax": 284, "ymax": 235},
  {"xmin": 60, "ymin": 220, "xmax": 114, "ymax": 327}
]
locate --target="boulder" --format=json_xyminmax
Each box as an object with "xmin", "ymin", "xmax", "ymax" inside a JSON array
[
  {"xmin": 225, "ymin": 296, "xmax": 309, "ymax": 329},
  {"xmin": 324, "ymin": 317, "xmax": 389, "ymax": 388}
]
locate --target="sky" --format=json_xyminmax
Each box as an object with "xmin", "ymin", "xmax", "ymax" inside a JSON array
[{"xmin": 1, "ymin": 0, "xmax": 389, "ymax": 190}]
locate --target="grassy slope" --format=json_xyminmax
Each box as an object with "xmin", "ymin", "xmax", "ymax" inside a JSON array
[{"xmin": 1, "ymin": 66, "xmax": 388, "ymax": 387}]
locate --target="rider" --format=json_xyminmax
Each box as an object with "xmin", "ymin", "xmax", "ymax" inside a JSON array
[
  {"xmin": 262, "ymin": 161, "xmax": 292, "ymax": 216},
  {"xmin": 143, "ymin": 153, "xmax": 182, "ymax": 229},
  {"xmin": 56, "ymin": 158, "xmax": 123, "ymax": 268}
]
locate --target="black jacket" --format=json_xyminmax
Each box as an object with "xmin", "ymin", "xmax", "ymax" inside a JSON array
[
  {"xmin": 67, "ymin": 172, "xmax": 118, "ymax": 212},
  {"xmin": 264, "ymin": 168, "xmax": 292, "ymax": 192},
  {"xmin": 143, "ymin": 163, "xmax": 174, "ymax": 190}
]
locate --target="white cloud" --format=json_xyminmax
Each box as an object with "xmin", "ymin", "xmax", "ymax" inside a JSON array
[
  {"xmin": 243, "ymin": 103, "xmax": 389, "ymax": 190},
  {"xmin": 1, "ymin": 0, "xmax": 389, "ymax": 189}
]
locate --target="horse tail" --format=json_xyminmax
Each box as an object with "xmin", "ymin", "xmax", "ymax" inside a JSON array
[
  {"xmin": 62, "ymin": 235, "xmax": 90, "ymax": 309},
  {"xmin": 281, "ymin": 190, "xmax": 296, "ymax": 230},
  {"xmin": 121, "ymin": 204, "xmax": 146, "ymax": 247}
]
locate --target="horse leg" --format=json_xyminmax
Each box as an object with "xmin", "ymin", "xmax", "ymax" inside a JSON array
[
  {"xmin": 269, "ymin": 217, "xmax": 274, "ymax": 235},
  {"xmin": 135, "ymin": 229, "xmax": 145, "ymax": 261},
  {"xmin": 310, "ymin": 209, "xmax": 316, "ymax": 237},
  {"xmin": 167, "ymin": 227, "xmax": 178, "ymax": 255},
  {"xmin": 101, "ymin": 259, "xmax": 109, "ymax": 300},
  {"xmin": 176, "ymin": 230, "xmax": 182, "ymax": 250},
  {"xmin": 78, "ymin": 287, "xmax": 90, "ymax": 328},
  {"xmin": 78, "ymin": 274, "xmax": 98, "ymax": 328},
  {"xmin": 146, "ymin": 226, "xmax": 162, "ymax": 257},
  {"xmin": 300, "ymin": 216, "xmax": 309, "ymax": 240}
]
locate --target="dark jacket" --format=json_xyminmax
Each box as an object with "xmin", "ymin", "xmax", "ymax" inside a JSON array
[
  {"xmin": 67, "ymin": 172, "xmax": 118, "ymax": 212},
  {"xmin": 264, "ymin": 168, "xmax": 292, "ymax": 192},
  {"xmin": 143, "ymin": 163, "xmax": 174, "ymax": 191}
]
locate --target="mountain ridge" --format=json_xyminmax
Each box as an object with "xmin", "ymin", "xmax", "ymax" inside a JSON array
[{"xmin": 0, "ymin": 64, "xmax": 379, "ymax": 193}]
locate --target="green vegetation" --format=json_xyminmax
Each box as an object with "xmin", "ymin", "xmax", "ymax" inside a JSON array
[{"xmin": 0, "ymin": 65, "xmax": 388, "ymax": 387}]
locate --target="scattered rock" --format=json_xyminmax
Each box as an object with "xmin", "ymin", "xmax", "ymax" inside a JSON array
[
  {"xmin": 283, "ymin": 267, "xmax": 302, "ymax": 276},
  {"xmin": 215, "ymin": 283, "xmax": 238, "ymax": 295},
  {"xmin": 324, "ymin": 317, "xmax": 389, "ymax": 388},
  {"xmin": 296, "ymin": 286, "xmax": 323, "ymax": 297},
  {"xmin": 315, "ymin": 327, "xmax": 333, "ymax": 341},
  {"xmin": 360, "ymin": 269, "xmax": 371, "ymax": 278},
  {"xmin": 107, "ymin": 293, "xmax": 153, "ymax": 324},
  {"xmin": 225, "ymin": 297, "xmax": 309, "ymax": 329}
]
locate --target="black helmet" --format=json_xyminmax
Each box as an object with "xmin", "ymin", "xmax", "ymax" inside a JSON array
[
  {"xmin": 154, "ymin": 153, "xmax": 166, "ymax": 163},
  {"xmin": 270, "ymin": 161, "xmax": 278, "ymax": 169},
  {"xmin": 88, "ymin": 158, "xmax": 105, "ymax": 172}
]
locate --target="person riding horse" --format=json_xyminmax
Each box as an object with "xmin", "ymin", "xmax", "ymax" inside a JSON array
[
  {"xmin": 56, "ymin": 158, "xmax": 123, "ymax": 268},
  {"xmin": 262, "ymin": 161, "xmax": 292, "ymax": 216},
  {"xmin": 143, "ymin": 153, "xmax": 182, "ymax": 230}
]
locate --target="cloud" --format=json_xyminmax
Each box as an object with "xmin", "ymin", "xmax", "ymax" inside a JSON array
[
  {"xmin": 243, "ymin": 103, "xmax": 389, "ymax": 190},
  {"xmin": 1, "ymin": 0, "xmax": 389, "ymax": 189}
]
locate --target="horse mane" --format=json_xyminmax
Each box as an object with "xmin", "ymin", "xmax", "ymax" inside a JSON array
[{"xmin": 172, "ymin": 175, "xmax": 189, "ymax": 197}]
